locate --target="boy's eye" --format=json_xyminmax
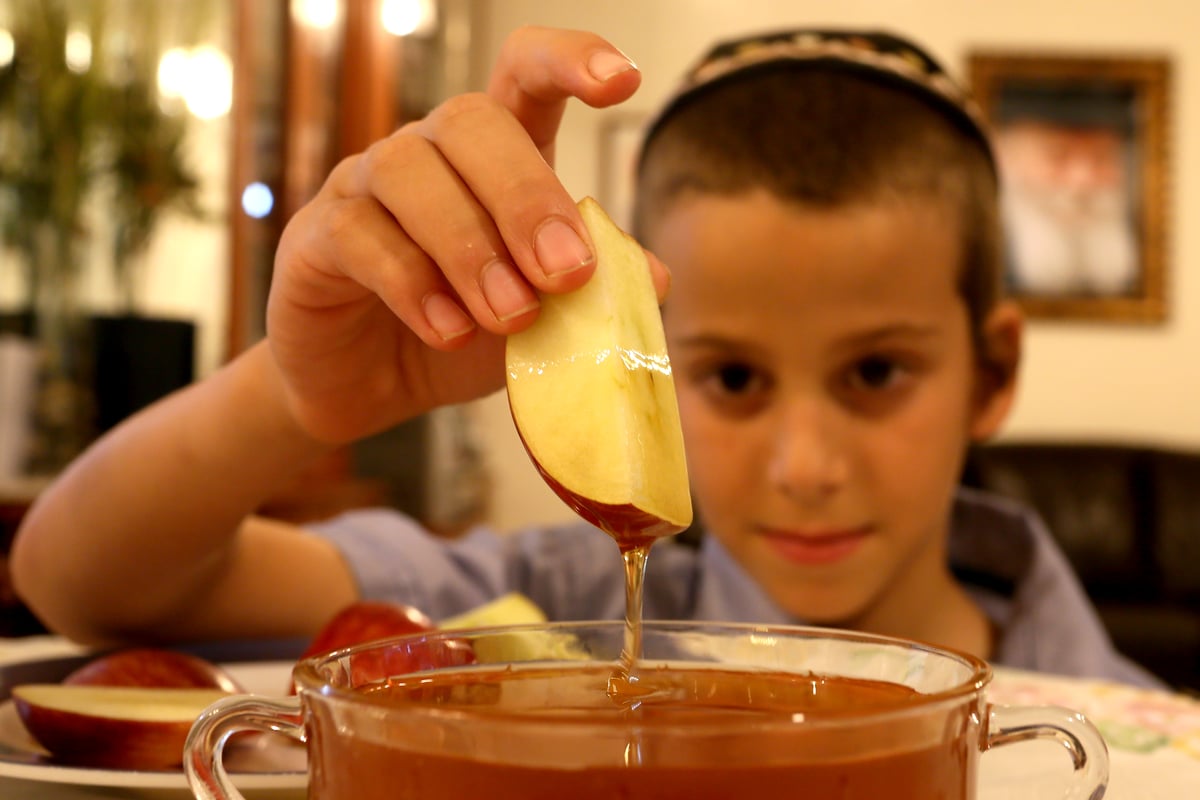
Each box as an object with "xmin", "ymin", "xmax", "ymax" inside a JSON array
[
  {"xmin": 716, "ymin": 364, "xmax": 755, "ymax": 393},
  {"xmin": 849, "ymin": 356, "xmax": 901, "ymax": 390},
  {"xmin": 691, "ymin": 360, "xmax": 769, "ymax": 414}
]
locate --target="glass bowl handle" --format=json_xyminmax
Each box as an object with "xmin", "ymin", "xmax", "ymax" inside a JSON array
[
  {"xmin": 184, "ymin": 694, "xmax": 304, "ymax": 800},
  {"xmin": 986, "ymin": 703, "xmax": 1109, "ymax": 798}
]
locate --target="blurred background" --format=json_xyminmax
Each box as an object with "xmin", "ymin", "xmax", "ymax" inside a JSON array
[
  {"xmin": 0, "ymin": 0, "xmax": 1196, "ymax": 684},
  {"xmin": 0, "ymin": 0, "xmax": 1193, "ymax": 549}
]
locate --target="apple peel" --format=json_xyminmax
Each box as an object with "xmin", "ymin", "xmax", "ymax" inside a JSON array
[{"xmin": 63, "ymin": 647, "xmax": 243, "ymax": 693}]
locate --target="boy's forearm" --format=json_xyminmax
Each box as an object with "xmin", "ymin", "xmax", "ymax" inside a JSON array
[{"xmin": 10, "ymin": 341, "xmax": 335, "ymax": 641}]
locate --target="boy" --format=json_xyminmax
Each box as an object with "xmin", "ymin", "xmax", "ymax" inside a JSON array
[{"xmin": 10, "ymin": 26, "xmax": 1158, "ymax": 686}]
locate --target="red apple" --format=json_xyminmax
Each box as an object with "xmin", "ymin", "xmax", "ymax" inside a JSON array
[
  {"xmin": 295, "ymin": 601, "xmax": 474, "ymax": 690},
  {"xmin": 63, "ymin": 648, "xmax": 243, "ymax": 693},
  {"xmin": 505, "ymin": 197, "xmax": 693, "ymax": 550},
  {"xmin": 300, "ymin": 601, "xmax": 436, "ymax": 660},
  {"xmin": 13, "ymin": 684, "xmax": 230, "ymax": 770}
]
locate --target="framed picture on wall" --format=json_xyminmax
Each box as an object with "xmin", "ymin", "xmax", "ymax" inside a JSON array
[{"xmin": 967, "ymin": 51, "xmax": 1171, "ymax": 322}]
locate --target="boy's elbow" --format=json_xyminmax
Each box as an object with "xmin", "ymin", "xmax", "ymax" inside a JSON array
[
  {"xmin": 9, "ymin": 514, "xmax": 49, "ymax": 614},
  {"xmin": 8, "ymin": 513, "xmax": 103, "ymax": 645}
]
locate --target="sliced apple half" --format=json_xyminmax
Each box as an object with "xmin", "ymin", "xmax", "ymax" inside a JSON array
[
  {"xmin": 13, "ymin": 684, "xmax": 231, "ymax": 770},
  {"xmin": 506, "ymin": 197, "xmax": 692, "ymax": 549}
]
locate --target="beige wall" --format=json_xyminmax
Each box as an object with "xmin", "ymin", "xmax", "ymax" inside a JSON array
[{"xmin": 465, "ymin": 0, "xmax": 1200, "ymax": 532}]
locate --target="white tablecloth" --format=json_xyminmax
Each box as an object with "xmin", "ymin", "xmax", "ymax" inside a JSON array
[
  {"xmin": 0, "ymin": 637, "xmax": 1196, "ymax": 798},
  {"xmin": 984, "ymin": 666, "xmax": 1200, "ymax": 799},
  {"xmin": 0, "ymin": 635, "xmax": 89, "ymax": 666}
]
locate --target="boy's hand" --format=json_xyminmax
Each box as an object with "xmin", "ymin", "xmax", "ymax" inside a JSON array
[{"xmin": 268, "ymin": 27, "xmax": 644, "ymax": 443}]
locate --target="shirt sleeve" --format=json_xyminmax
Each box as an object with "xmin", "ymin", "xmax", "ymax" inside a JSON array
[{"xmin": 305, "ymin": 508, "xmax": 634, "ymax": 623}]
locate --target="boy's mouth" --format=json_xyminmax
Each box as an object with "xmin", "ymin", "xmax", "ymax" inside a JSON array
[{"xmin": 757, "ymin": 526, "xmax": 871, "ymax": 566}]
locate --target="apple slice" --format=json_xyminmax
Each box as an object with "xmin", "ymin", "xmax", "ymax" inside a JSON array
[
  {"xmin": 439, "ymin": 592, "xmax": 547, "ymax": 630},
  {"xmin": 505, "ymin": 197, "xmax": 692, "ymax": 550},
  {"xmin": 439, "ymin": 593, "xmax": 582, "ymax": 663},
  {"xmin": 12, "ymin": 684, "xmax": 230, "ymax": 770},
  {"xmin": 63, "ymin": 648, "xmax": 243, "ymax": 693}
]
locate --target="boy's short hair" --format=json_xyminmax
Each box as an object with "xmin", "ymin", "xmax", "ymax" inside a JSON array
[{"xmin": 634, "ymin": 30, "xmax": 1002, "ymax": 338}]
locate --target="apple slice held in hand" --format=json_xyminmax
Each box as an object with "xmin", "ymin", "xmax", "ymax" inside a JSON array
[
  {"xmin": 13, "ymin": 684, "xmax": 231, "ymax": 770},
  {"xmin": 506, "ymin": 197, "xmax": 692, "ymax": 550}
]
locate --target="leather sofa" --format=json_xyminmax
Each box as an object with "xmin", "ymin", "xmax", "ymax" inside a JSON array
[{"xmin": 962, "ymin": 441, "xmax": 1200, "ymax": 693}]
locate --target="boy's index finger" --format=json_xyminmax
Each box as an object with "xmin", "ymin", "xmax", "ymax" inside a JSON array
[{"xmin": 487, "ymin": 26, "xmax": 641, "ymax": 163}]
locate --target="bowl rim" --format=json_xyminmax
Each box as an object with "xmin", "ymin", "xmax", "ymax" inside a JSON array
[{"xmin": 291, "ymin": 619, "xmax": 992, "ymax": 733}]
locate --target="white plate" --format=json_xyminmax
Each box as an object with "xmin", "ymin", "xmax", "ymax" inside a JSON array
[{"xmin": 0, "ymin": 659, "xmax": 307, "ymax": 791}]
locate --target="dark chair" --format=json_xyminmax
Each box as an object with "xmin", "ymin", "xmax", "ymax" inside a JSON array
[{"xmin": 963, "ymin": 442, "xmax": 1200, "ymax": 693}]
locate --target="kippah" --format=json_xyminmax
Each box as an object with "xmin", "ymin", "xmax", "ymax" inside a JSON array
[{"xmin": 639, "ymin": 28, "xmax": 996, "ymax": 173}]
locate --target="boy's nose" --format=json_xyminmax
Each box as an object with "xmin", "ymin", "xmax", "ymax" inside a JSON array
[{"xmin": 765, "ymin": 403, "xmax": 849, "ymax": 504}]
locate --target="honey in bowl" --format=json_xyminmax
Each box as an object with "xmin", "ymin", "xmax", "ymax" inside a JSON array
[
  {"xmin": 307, "ymin": 661, "xmax": 980, "ymax": 800},
  {"xmin": 188, "ymin": 621, "xmax": 1109, "ymax": 800}
]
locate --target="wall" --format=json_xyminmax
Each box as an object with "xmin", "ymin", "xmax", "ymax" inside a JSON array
[{"xmin": 463, "ymin": 0, "xmax": 1200, "ymax": 532}]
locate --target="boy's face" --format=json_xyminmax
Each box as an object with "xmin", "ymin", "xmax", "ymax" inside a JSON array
[{"xmin": 651, "ymin": 190, "xmax": 1017, "ymax": 632}]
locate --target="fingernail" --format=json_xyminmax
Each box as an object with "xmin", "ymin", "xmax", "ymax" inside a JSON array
[
  {"xmin": 534, "ymin": 218, "xmax": 593, "ymax": 278},
  {"xmin": 422, "ymin": 291, "xmax": 475, "ymax": 341},
  {"xmin": 481, "ymin": 259, "xmax": 540, "ymax": 322},
  {"xmin": 588, "ymin": 50, "xmax": 636, "ymax": 82}
]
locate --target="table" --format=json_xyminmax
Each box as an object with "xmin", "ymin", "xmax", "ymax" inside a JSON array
[
  {"xmin": 982, "ymin": 667, "xmax": 1200, "ymax": 799},
  {"xmin": 0, "ymin": 636, "xmax": 1196, "ymax": 798}
]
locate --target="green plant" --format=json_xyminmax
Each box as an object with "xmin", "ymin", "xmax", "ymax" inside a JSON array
[
  {"xmin": 107, "ymin": 73, "xmax": 207, "ymax": 311},
  {"xmin": 0, "ymin": 0, "xmax": 107, "ymax": 306},
  {"xmin": 0, "ymin": 0, "xmax": 208, "ymax": 314},
  {"xmin": 0, "ymin": 0, "xmax": 213, "ymax": 472}
]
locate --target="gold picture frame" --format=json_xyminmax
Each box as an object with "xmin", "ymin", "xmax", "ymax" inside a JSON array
[{"xmin": 968, "ymin": 51, "xmax": 1171, "ymax": 322}]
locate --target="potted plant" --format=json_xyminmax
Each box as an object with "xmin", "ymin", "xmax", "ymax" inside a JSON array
[
  {"xmin": 92, "ymin": 65, "xmax": 207, "ymax": 436},
  {"xmin": 0, "ymin": 0, "xmax": 209, "ymax": 473},
  {"xmin": 0, "ymin": 1, "xmax": 109, "ymax": 473}
]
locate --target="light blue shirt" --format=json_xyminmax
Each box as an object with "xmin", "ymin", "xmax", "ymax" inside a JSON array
[{"xmin": 311, "ymin": 487, "xmax": 1163, "ymax": 689}]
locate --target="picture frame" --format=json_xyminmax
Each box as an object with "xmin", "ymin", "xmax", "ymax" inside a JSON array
[{"xmin": 967, "ymin": 51, "xmax": 1171, "ymax": 322}]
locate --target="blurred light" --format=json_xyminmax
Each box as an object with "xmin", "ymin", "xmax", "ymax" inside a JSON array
[
  {"xmin": 381, "ymin": 0, "xmax": 437, "ymax": 37},
  {"xmin": 156, "ymin": 45, "xmax": 232, "ymax": 120},
  {"xmin": 157, "ymin": 47, "xmax": 190, "ymax": 98},
  {"xmin": 293, "ymin": 0, "xmax": 339, "ymax": 30},
  {"xmin": 241, "ymin": 182, "xmax": 274, "ymax": 219},
  {"xmin": 65, "ymin": 29, "xmax": 92, "ymax": 73},
  {"xmin": 0, "ymin": 30, "xmax": 13, "ymax": 68},
  {"xmin": 185, "ymin": 48, "xmax": 232, "ymax": 118}
]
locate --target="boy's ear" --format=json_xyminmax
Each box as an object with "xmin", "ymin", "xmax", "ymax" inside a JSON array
[{"xmin": 969, "ymin": 300, "xmax": 1023, "ymax": 441}]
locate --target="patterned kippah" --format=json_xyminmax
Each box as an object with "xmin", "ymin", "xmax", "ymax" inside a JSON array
[{"xmin": 640, "ymin": 28, "xmax": 995, "ymax": 172}]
